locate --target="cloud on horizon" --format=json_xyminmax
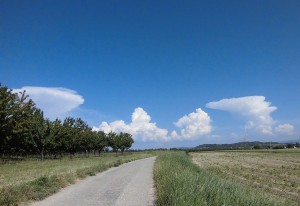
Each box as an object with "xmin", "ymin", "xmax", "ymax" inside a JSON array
[
  {"xmin": 13, "ymin": 86, "xmax": 84, "ymax": 119},
  {"xmin": 172, "ymin": 108, "xmax": 212, "ymax": 140},
  {"xmin": 275, "ymin": 124, "xmax": 294, "ymax": 135},
  {"xmin": 206, "ymin": 96, "xmax": 294, "ymax": 136},
  {"xmin": 93, "ymin": 107, "xmax": 170, "ymax": 142},
  {"xmin": 11, "ymin": 87, "xmax": 295, "ymax": 143},
  {"xmin": 93, "ymin": 107, "xmax": 212, "ymax": 142}
]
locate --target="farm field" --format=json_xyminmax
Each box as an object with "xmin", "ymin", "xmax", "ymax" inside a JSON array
[
  {"xmin": 0, "ymin": 152, "xmax": 152, "ymax": 205},
  {"xmin": 191, "ymin": 149, "xmax": 300, "ymax": 204},
  {"xmin": 154, "ymin": 151, "xmax": 288, "ymax": 206}
]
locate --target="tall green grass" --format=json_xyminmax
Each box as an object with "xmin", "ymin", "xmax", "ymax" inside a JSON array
[
  {"xmin": 154, "ymin": 151, "xmax": 290, "ymax": 206},
  {"xmin": 0, "ymin": 152, "xmax": 152, "ymax": 206}
]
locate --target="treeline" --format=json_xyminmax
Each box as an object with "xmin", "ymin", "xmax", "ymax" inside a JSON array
[
  {"xmin": 0, "ymin": 84, "xmax": 134, "ymax": 160},
  {"xmin": 193, "ymin": 141, "xmax": 300, "ymax": 151}
]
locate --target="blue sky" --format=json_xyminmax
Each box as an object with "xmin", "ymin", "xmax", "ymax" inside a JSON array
[{"xmin": 1, "ymin": 0, "xmax": 300, "ymax": 149}]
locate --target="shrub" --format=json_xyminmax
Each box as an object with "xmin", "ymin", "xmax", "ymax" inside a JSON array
[
  {"xmin": 254, "ymin": 144, "xmax": 261, "ymax": 149},
  {"xmin": 273, "ymin": 145, "xmax": 285, "ymax": 149}
]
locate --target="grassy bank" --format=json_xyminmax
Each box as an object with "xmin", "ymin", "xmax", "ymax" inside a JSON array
[
  {"xmin": 154, "ymin": 151, "xmax": 290, "ymax": 206},
  {"xmin": 0, "ymin": 152, "xmax": 152, "ymax": 205}
]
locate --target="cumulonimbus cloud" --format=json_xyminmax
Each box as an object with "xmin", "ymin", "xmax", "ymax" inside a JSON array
[
  {"xmin": 13, "ymin": 86, "xmax": 84, "ymax": 119},
  {"xmin": 206, "ymin": 96, "xmax": 294, "ymax": 135},
  {"xmin": 93, "ymin": 107, "xmax": 212, "ymax": 142},
  {"xmin": 172, "ymin": 108, "xmax": 212, "ymax": 140},
  {"xmin": 93, "ymin": 107, "xmax": 170, "ymax": 142}
]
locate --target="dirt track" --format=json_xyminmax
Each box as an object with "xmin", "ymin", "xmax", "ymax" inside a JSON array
[{"xmin": 32, "ymin": 157, "xmax": 156, "ymax": 206}]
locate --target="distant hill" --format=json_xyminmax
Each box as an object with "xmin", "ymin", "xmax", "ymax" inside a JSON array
[
  {"xmin": 280, "ymin": 139, "xmax": 300, "ymax": 144},
  {"xmin": 194, "ymin": 141, "xmax": 279, "ymax": 150}
]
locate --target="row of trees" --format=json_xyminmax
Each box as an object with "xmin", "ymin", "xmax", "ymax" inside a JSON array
[{"xmin": 0, "ymin": 84, "xmax": 134, "ymax": 160}]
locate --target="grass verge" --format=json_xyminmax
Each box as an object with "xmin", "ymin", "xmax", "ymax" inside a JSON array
[
  {"xmin": 154, "ymin": 151, "xmax": 290, "ymax": 206},
  {"xmin": 0, "ymin": 152, "xmax": 152, "ymax": 206}
]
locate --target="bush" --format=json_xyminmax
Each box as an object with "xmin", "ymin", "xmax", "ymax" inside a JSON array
[
  {"xmin": 273, "ymin": 145, "xmax": 285, "ymax": 149},
  {"xmin": 254, "ymin": 144, "xmax": 261, "ymax": 149}
]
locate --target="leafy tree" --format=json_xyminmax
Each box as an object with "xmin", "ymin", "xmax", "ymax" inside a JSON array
[
  {"xmin": 74, "ymin": 118, "xmax": 89, "ymax": 156},
  {"xmin": 0, "ymin": 85, "xmax": 36, "ymax": 157},
  {"xmin": 107, "ymin": 132, "xmax": 119, "ymax": 155},
  {"xmin": 80, "ymin": 127, "xmax": 94, "ymax": 157},
  {"xmin": 0, "ymin": 83, "xmax": 134, "ymax": 159},
  {"xmin": 94, "ymin": 131, "xmax": 108, "ymax": 156},
  {"xmin": 62, "ymin": 117, "xmax": 89, "ymax": 158},
  {"xmin": 118, "ymin": 132, "xmax": 134, "ymax": 154},
  {"xmin": 253, "ymin": 144, "xmax": 261, "ymax": 149},
  {"xmin": 0, "ymin": 84, "xmax": 18, "ymax": 156},
  {"xmin": 14, "ymin": 95, "xmax": 37, "ymax": 156},
  {"xmin": 0, "ymin": 86, "xmax": 12, "ymax": 131},
  {"xmin": 27, "ymin": 109, "xmax": 55, "ymax": 160},
  {"xmin": 62, "ymin": 117, "xmax": 78, "ymax": 158},
  {"xmin": 48, "ymin": 119, "xmax": 64, "ymax": 158},
  {"xmin": 107, "ymin": 132, "xmax": 134, "ymax": 155},
  {"xmin": 272, "ymin": 144, "xmax": 285, "ymax": 149}
]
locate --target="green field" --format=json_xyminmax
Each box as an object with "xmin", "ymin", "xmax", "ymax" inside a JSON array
[
  {"xmin": 0, "ymin": 152, "xmax": 152, "ymax": 205},
  {"xmin": 154, "ymin": 151, "xmax": 294, "ymax": 206},
  {"xmin": 191, "ymin": 149, "xmax": 300, "ymax": 205}
]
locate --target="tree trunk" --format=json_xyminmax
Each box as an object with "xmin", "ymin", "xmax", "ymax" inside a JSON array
[{"xmin": 41, "ymin": 147, "xmax": 44, "ymax": 161}]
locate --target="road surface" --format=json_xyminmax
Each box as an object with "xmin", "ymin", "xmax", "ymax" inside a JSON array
[{"xmin": 32, "ymin": 157, "xmax": 156, "ymax": 206}]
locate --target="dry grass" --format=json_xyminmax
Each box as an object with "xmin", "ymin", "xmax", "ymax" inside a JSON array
[
  {"xmin": 154, "ymin": 151, "xmax": 286, "ymax": 206},
  {"xmin": 0, "ymin": 152, "xmax": 151, "ymax": 188},
  {"xmin": 191, "ymin": 149, "xmax": 300, "ymax": 204}
]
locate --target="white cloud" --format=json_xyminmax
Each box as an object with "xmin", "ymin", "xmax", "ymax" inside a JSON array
[
  {"xmin": 13, "ymin": 86, "xmax": 84, "ymax": 119},
  {"xmin": 275, "ymin": 124, "xmax": 294, "ymax": 135},
  {"xmin": 93, "ymin": 107, "xmax": 170, "ymax": 142},
  {"xmin": 172, "ymin": 108, "xmax": 212, "ymax": 140},
  {"xmin": 206, "ymin": 96, "xmax": 296, "ymax": 137},
  {"xmin": 207, "ymin": 96, "xmax": 277, "ymax": 135},
  {"xmin": 93, "ymin": 107, "xmax": 212, "ymax": 142}
]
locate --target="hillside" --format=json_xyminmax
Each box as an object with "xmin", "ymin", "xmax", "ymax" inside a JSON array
[{"xmin": 194, "ymin": 141, "xmax": 279, "ymax": 150}]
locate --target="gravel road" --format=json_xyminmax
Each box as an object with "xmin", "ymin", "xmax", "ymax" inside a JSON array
[{"xmin": 32, "ymin": 157, "xmax": 156, "ymax": 206}]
